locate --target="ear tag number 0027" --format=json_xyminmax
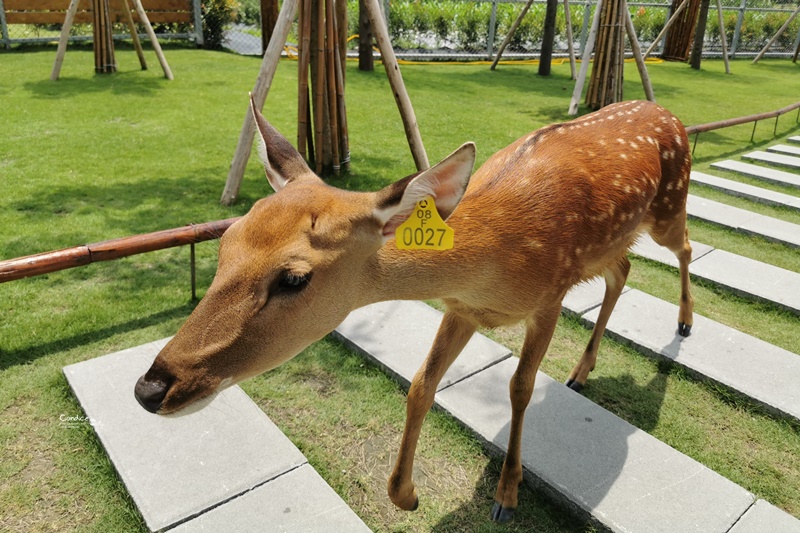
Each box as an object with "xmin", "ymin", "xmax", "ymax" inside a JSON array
[{"xmin": 395, "ymin": 197, "xmax": 454, "ymax": 250}]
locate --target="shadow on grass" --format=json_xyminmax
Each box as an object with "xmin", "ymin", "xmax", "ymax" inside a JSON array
[{"xmin": 0, "ymin": 302, "xmax": 196, "ymax": 370}]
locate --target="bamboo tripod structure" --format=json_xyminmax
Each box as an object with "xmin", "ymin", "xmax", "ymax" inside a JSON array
[
  {"xmin": 568, "ymin": 0, "xmax": 654, "ymax": 115},
  {"xmin": 221, "ymin": 0, "xmax": 428, "ymax": 205},
  {"xmin": 51, "ymin": 0, "xmax": 173, "ymax": 81}
]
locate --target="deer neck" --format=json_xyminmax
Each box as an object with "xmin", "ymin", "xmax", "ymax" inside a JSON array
[{"xmin": 361, "ymin": 245, "xmax": 472, "ymax": 305}]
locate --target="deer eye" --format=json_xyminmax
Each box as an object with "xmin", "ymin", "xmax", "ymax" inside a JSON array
[{"xmin": 276, "ymin": 271, "xmax": 312, "ymax": 295}]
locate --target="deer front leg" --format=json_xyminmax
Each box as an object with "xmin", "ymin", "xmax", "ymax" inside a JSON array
[
  {"xmin": 566, "ymin": 257, "xmax": 630, "ymax": 393},
  {"xmin": 492, "ymin": 305, "xmax": 560, "ymax": 522},
  {"xmin": 388, "ymin": 311, "xmax": 478, "ymax": 511}
]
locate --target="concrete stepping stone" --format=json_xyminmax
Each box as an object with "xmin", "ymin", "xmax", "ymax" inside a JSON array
[
  {"xmin": 170, "ymin": 463, "xmax": 371, "ymax": 532},
  {"xmin": 631, "ymin": 233, "xmax": 714, "ymax": 267},
  {"xmin": 789, "ymin": 136, "xmax": 800, "ymax": 145},
  {"xmin": 691, "ymin": 171, "xmax": 800, "ymax": 212},
  {"xmin": 729, "ymin": 499, "xmax": 800, "ymax": 533},
  {"xmin": 743, "ymin": 151, "xmax": 800, "ymax": 173},
  {"xmin": 434, "ymin": 358, "xmax": 757, "ymax": 532},
  {"xmin": 334, "ymin": 300, "xmax": 512, "ymax": 391},
  {"xmin": 711, "ymin": 160, "xmax": 800, "ymax": 189},
  {"xmin": 768, "ymin": 144, "xmax": 800, "ymax": 157},
  {"xmin": 687, "ymin": 195, "xmax": 800, "ymax": 248},
  {"xmin": 581, "ymin": 289, "xmax": 800, "ymax": 422},
  {"xmin": 690, "ymin": 249, "xmax": 800, "ymax": 315},
  {"xmin": 63, "ymin": 340, "xmax": 369, "ymax": 532}
]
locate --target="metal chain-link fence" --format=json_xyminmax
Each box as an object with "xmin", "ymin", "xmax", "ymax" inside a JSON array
[
  {"xmin": 3, "ymin": 0, "xmax": 798, "ymax": 58},
  {"xmin": 220, "ymin": 0, "xmax": 800, "ymax": 59}
]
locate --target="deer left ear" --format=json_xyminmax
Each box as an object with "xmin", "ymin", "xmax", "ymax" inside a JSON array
[
  {"xmin": 374, "ymin": 142, "xmax": 475, "ymax": 241},
  {"xmin": 250, "ymin": 94, "xmax": 317, "ymax": 193}
]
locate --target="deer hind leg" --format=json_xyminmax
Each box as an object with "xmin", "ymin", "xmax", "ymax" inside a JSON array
[
  {"xmin": 565, "ymin": 256, "xmax": 630, "ymax": 393},
  {"xmin": 492, "ymin": 304, "xmax": 560, "ymax": 522},
  {"xmin": 650, "ymin": 218, "xmax": 694, "ymax": 336},
  {"xmin": 388, "ymin": 311, "xmax": 477, "ymax": 512}
]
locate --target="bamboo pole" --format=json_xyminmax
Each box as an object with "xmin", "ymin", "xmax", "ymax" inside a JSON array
[
  {"xmin": 363, "ymin": 0, "xmax": 429, "ymax": 170},
  {"xmin": 563, "ymin": 0, "xmax": 577, "ymax": 79},
  {"xmin": 623, "ymin": 0, "xmax": 655, "ymax": 102},
  {"xmin": 325, "ymin": 0, "xmax": 341, "ymax": 174},
  {"xmin": 490, "ymin": 0, "xmax": 536, "ymax": 70},
  {"xmin": 131, "ymin": 0, "xmax": 173, "ymax": 79},
  {"xmin": 752, "ymin": 4, "xmax": 800, "ymax": 64},
  {"xmin": 643, "ymin": 0, "xmax": 690, "ymax": 58},
  {"xmin": 94, "ymin": 0, "xmax": 117, "ymax": 74},
  {"xmin": 221, "ymin": 0, "xmax": 299, "ymax": 205},
  {"xmin": 332, "ymin": 0, "xmax": 351, "ymax": 172},
  {"xmin": 298, "ymin": 0, "xmax": 312, "ymax": 159},
  {"xmin": 314, "ymin": 0, "xmax": 326, "ymax": 174},
  {"xmin": 118, "ymin": 0, "xmax": 147, "ymax": 70},
  {"xmin": 715, "ymin": 0, "xmax": 730, "ymax": 73},
  {"xmin": 568, "ymin": 0, "xmax": 603, "ymax": 115},
  {"xmin": 51, "ymin": 0, "xmax": 82, "ymax": 80}
]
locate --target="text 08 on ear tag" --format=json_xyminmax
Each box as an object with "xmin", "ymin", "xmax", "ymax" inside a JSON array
[{"xmin": 395, "ymin": 197, "xmax": 454, "ymax": 250}]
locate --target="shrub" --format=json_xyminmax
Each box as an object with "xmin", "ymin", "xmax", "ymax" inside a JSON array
[{"xmin": 203, "ymin": 0, "xmax": 239, "ymax": 50}]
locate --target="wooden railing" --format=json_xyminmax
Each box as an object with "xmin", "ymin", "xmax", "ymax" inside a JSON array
[
  {"xmin": 0, "ymin": 217, "xmax": 240, "ymax": 297},
  {"xmin": 686, "ymin": 100, "xmax": 800, "ymax": 151}
]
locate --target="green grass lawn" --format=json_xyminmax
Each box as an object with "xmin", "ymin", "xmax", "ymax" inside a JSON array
[{"xmin": 1, "ymin": 45, "xmax": 799, "ymax": 532}]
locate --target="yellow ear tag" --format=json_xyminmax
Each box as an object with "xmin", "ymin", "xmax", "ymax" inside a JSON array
[{"xmin": 395, "ymin": 197, "xmax": 454, "ymax": 250}]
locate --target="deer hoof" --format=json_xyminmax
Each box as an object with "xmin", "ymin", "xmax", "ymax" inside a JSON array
[
  {"xmin": 565, "ymin": 379, "xmax": 584, "ymax": 393},
  {"xmin": 490, "ymin": 501, "xmax": 516, "ymax": 522},
  {"xmin": 678, "ymin": 322, "xmax": 692, "ymax": 337}
]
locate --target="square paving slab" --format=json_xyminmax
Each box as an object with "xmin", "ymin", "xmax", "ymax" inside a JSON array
[
  {"xmin": 582, "ymin": 289, "xmax": 800, "ymax": 422},
  {"xmin": 690, "ymin": 249, "xmax": 800, "ymax": 315},
  {"xmin": 729, "ymin": 499, "xmax": 800, "ymax": 533},
  {"xmin": 170, "ymin": 463, "xmax": 371, "ymax": 532},
  {"xmin": 435, "ymin": 359, "xmax": 756, "ymax": 532},
  {"xmin": 334, "ymin": 300, "xmax": 511, "ymax": 391},
  {"xmin": 63, "ymin": 339, "xmax": 354, "ymax": 531}
]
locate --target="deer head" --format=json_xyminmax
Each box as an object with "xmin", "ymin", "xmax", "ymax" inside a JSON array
[{"xmin": 134, "ymin": 96, "xmax": 476, "ymax": 415}]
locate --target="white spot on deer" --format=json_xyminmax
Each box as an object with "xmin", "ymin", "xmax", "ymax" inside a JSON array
[
  {"xmin": 617, "ymin": 138, "xmax": 626, "ymax": 144},
  {"xmin": 629, "ymin": 142, "xmax": 639, "ymax": 149},
  {"xmin": 676, "ymin": 180, "xmax": 685, "ymax": 191},
  {"xmin": 620, "ymin": 153, "xmax": 629, "ymax": 160},
  {"xmin": 558, "ymin": 128, "xmax": 566, "ymax": 134},
  {"xmin": 674, "ymin": 135, "xmax": 683, "ymax": 146},
  {"xmin": 598, "ymin": 139, "xmax": 607, "ymax": 146},
  {"xmin": 624, "ymin": 185, "xmax": 632, "ymax": 194},
  {"xmin": 646, "ymin": 136, "xmax": 655, "ymax": 145},
  {"xmin": 666, "ymin": 182, "xmax": 674, "ymax": 191},
  {"xmin": 655, "ymin": 127, "xmax": 663, "ymax": 133}
]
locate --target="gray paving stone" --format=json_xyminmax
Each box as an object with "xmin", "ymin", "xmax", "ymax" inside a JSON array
[
  {"xmin": 334, "ymin": 300, "xmax": 511, "ymax": 391},
  {"xmin": 170, "ymin": 464, "xmax": 371, "ymax": 532},
  {"xmin": 630, "ymin": 233, "xmax": 714, "ymax": 267},
  {"xmin": 562, "ymin": 278, "xmax": 608, "ymax": 316},
  {"xmin": 743, "ymin": 150, "xmax": 800, "ymax": 173},
  {"xmin": 710, "ymin": 160, "xmax": 800, "ymax": 189},
  {"xmin": 63, "ymin": 339, "xmax": 308, "ymax": 532},
  {"xmin": 729, "ymin": 499, "xmax": 800, "ymax": 533},
  {"xmin": 582, "ymin": 289, "xmax": 800, "ymax": 422},
  {"xmin": 789, "ymin": 136, "xmax": 800, "ymax": 145},
  {"xmin": 686, "ymin": 195, "xmax": 800, "ymax": 248},
  {"xmin": 767, "ymin": 143, "xmax": 800, "ymax": 157},
  {"xmin": 691, "ymin": 171, "xmax": 800, "ymax": 211},
  {"xmin": 690, "ymin": 249, "xmax": 800, "ymax": 315},
  {"xmin": 435, "ymin": 358, "xmax": 757, "ymax": 532}
]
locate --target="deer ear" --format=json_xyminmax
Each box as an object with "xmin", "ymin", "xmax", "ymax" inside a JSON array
[
  {"xmin": 250, "ymin": 94, "xmax": 316, "ymax": 192},
  {"xmin": 373, "ymin": 142, "xmax": 475, "ymax": 241}
]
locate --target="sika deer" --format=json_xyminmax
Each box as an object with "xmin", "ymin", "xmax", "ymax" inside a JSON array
[{"xmin": 135, "ymin": 98, "xmax": 693, "ymax": 521}]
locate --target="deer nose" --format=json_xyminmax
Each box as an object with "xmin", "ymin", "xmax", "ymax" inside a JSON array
[{"xmin": 134, "ymin": 374, "xmax": 170, "ymax": 413}]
